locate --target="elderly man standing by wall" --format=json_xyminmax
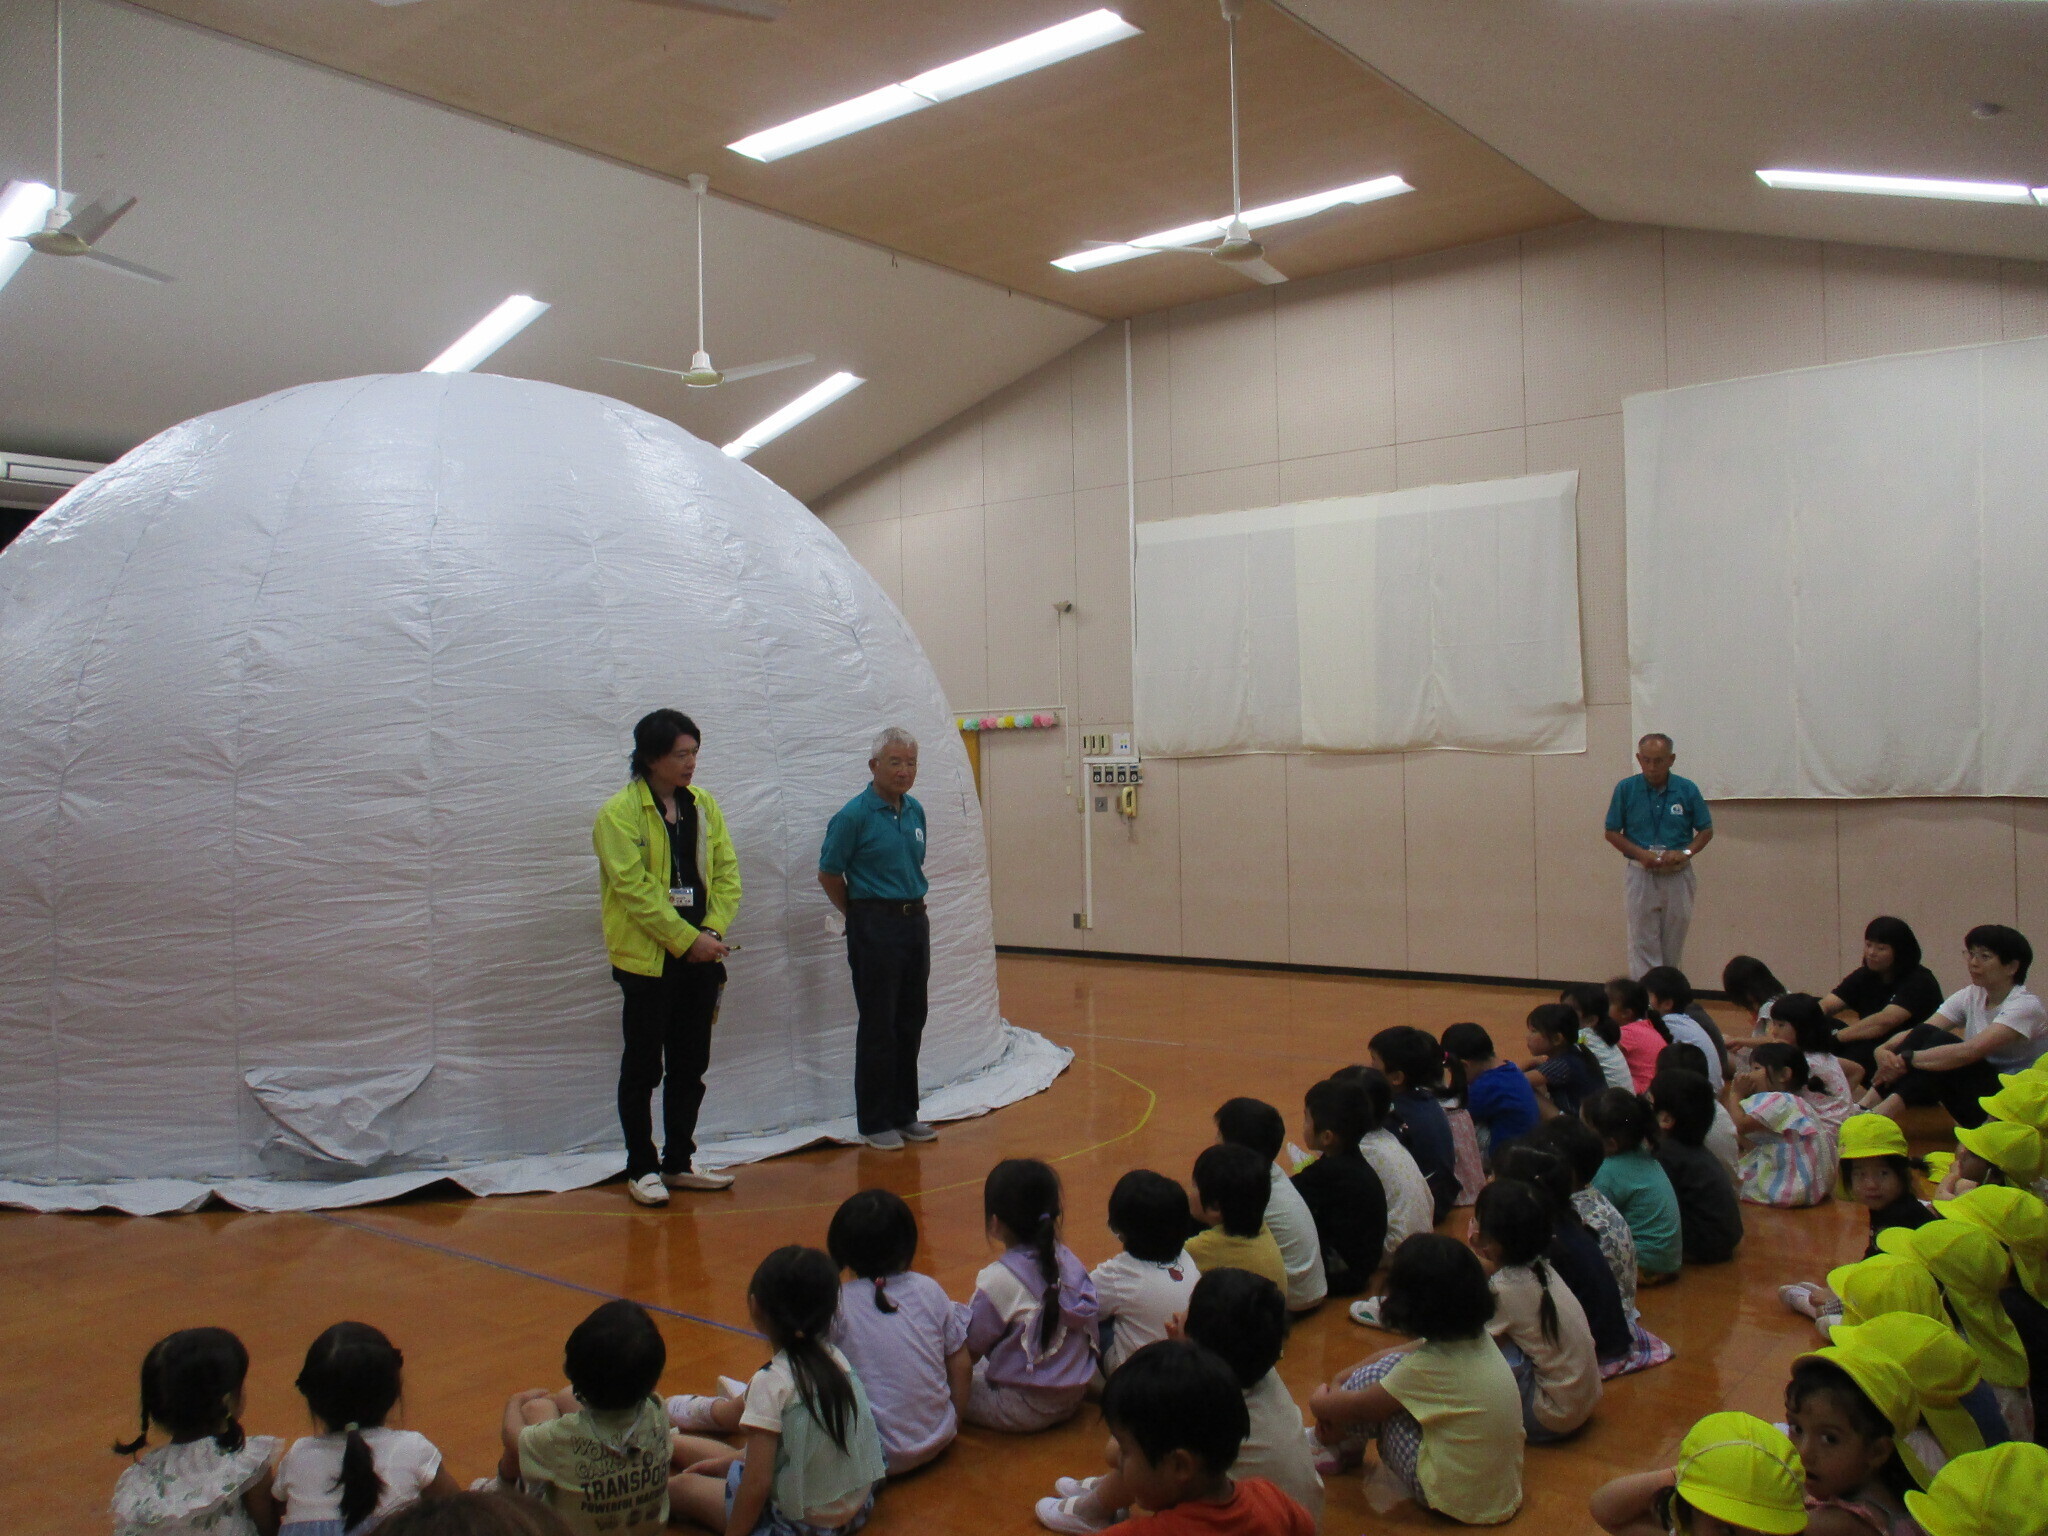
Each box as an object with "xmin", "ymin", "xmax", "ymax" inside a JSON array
[
  {"xmin": 819, "ymin": 727, "xmax": 934, "ymax": 1151},
  {"xmin": 1605, "ymin": 733, "xmax": 1714, "ymax": 979}
]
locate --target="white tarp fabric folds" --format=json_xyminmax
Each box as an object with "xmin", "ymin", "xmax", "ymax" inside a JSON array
[
  {"xmin": 1624, "ymin": 335, "xmax": 2048, "ymax": 799},
  {"xmin": 0, "ymin": 372, "xmax": 1067, "ymax": 1214},
  {"xmin": 1133, "ymin": 473, "xmax": 1586, "ymax": 757}
]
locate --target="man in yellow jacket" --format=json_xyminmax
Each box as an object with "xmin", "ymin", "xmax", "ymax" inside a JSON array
[{"xmin": 593, "ymin": 709, "xmax": 742, "ymax": 1204}]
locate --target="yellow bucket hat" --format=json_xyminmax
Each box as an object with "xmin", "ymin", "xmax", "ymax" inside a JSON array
[
  {"xmin": 1828, "ymin": 1251, "xmax": 1947, "ymax": 1328},
  {"xmin": 1902, "ymin": 1443, "xmax": 2048, "ymax": 1536},
  {"xmin": 1836, "ymin": 1114, "xmax": 1914, "ymax": 1198},
  {"xmin": 1828, "ymin": 1313, "xmax": 1984, "ymax": 1476},
  {"xmin": 1673, "ymin": 1412, "xmax": 1808, "ymax": 1536},
  {"xmin": 1941, "ymin": 1184, "xmax": 2048, "ymax": 1306},
  {"xmin": 1795, "ymin": 1344, "xmax": 1919, "ymax": 1439},
  {"xmin": 1980, "ymin": 1073, "xmax": 2048, "ymax": 1133},
  {"xmin": 1953, "ymin": 1120, "xmax": 2045, "ymax": 1187},
  {"xmin": 1876, "ymin": 1223, "xmax": 2027, "ymax": 1388}
]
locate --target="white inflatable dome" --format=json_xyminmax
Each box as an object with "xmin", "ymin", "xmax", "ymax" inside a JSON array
[{"xmin": 0, "ymin": 373, "xmax": 1065, "ymax": 1214}]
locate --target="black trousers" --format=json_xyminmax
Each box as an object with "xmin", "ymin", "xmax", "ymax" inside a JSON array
[
  {"xmin": 1884, "ymin": 1022, "xmax": 2002, "ymax": 1128},
  {"xmin": 615, "ymin": 955, "xmax": 724, "ymax": 1178},
  {"xmin": 846, "ymin": 903, "xmax": 930, "ymax": 1133}
]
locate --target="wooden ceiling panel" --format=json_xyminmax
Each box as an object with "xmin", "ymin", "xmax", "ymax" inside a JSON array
[{"xmin": 131, "ymin": 0, "xmax": 1585, "ymax": 318}]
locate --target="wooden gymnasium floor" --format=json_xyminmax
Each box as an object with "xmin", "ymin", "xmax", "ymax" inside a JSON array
[{"xmin": 3, "ymin": 954, "xmax": 1873, "ymax": 1536}]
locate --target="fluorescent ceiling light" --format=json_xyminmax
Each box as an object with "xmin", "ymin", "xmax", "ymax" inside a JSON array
[
  {"xmin": 728, "ymin": 9, "xmax": 1140, "ymax": 162},
  {"xmin": 422, "ymin": 294, "xmax": 550, "ymax": 373},
  {"xmin": 0, "ymin": 180, "xmax": 59, "ymax": 295},
  {"xmin": 1052, "ymin": 174, "xmax": 1414, "ymax": 272},
  {"xmin": 723, "ymin": 372, "xmax": 864, "ymax": 460},
  {"xmin": 1756, "ymin": 168, "xmax": 2046, "ymax": 205}
]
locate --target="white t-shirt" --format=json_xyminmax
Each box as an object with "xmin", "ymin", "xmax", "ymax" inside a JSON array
[
  {"xmin": 1486, "ymin": 1263, "xmax": 1601, "ymax": 1433},
  {"xmin": 1935, "ymin": 984, "xmax": 2048, "ymax": 1072},
  {"xmin": 1234, "ymin": 1369, "xmax": 1324, "ymax": 1521},
  {"xmin": 275, "ymin": 1428, "xmax": 440, "ymax": 1531},
  {"xmin": 1661, "ymin": 1014, "xmax": 1723, "ymax": 1089},
  {"xmin": 1089, "ymin": 1249, "xmax": 1198, "ymax": 1372},
  {"xmin": 1359, "ymin": 1129, "xmax": 1433, "ymax": 1257},
  {"xmin": 1263, "ymin": 1163, "xmax": 1328, "ymax": 1310},
  {"xmin": 1706, "ymin": 1101, "xmax": 1740, "ymax": 1177}
]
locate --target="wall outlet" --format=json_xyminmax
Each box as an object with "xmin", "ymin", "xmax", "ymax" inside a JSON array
[
  {"xmin": 1072, "ymin": 912, "xmax": 1092, "ymax": 929},
  {"xmin": 1112, "ymin": 731, "xmax": 1132, "ymax": 756}
]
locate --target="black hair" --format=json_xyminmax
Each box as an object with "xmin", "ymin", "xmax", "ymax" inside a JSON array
[
  {"xmin": 1721, "ymin": 955, "xmax": 1787, "ymax": 1015},
  {"xmin": 562, "ymin": 1299, "xmax": 666, "ymax": 1411},
  {"xmin": 1334, "ymin": 1064, "xmax": 1393, "ymax": 1133},
  {"xmin": 1656, "ymin": 1041, "xmax": 1711, "ymax": 1080},
  {"xmin": 1378, "ymin": 1234, "xmax": 1496, "ymax": 1341},
  {"xmin": 827, "ymin": 1189, "xmax": 920, "ymax": 1313},
  {"xmin": 1640, "ymin": 966, "xmax": 1695, "ymax": 1013},
  {"xmin": 1648, "ymin": 1070, "xmax": 1716, "ymax": 1147},
  {"xmin": 1752, "ymin": 1040, "xmax": 1813, "ymax": 1093},
  {"xmin": 1604, "ymin": 975, "xmax": 1652, "ymax": 1026},
  {"xmin": 1368, "ymin": 1026, "xmax": 1447, "ymax": 1094},
  {"xmin": 1965, "ymin": 924, "xmax": 2032, "ymax": 983},
  {"xmin": 1473, "ymin": 1180, "xmax": 1561, "ymax": 1344},
  {"xmin": 375, "ymin": 1488, "xmax": 579, "ymax": 1536},
  {"xmin": 1192, "ymin": 1143, "xmax": 1270, "ymax": 1239},
  {"xmin": 1534, "ymin": 1113, "xmax": 1607, "ymax": 1189},
  {"xmin": 1490, "ymin": 1143, "xmax": 1585, "ymax": 1233},
  {"xmin": 1440, "ymin": 1022, "xmax": 1495, "ymax": 1098},
  {"xmin": 985, "ymin": 1158, "xmax": 1066, "ymax": 1350},
  {"xmin": 1527, "ymin": 1002, "xmax": 1602, "ymax": 1077},
  {"xmin": 1100, "ymin": 1340, "xmax": 1249, "ymax": 1476},
  {"xmin": 1182, "ymin": 1267, "xmax": 1287, "ymax": 1389},
  {"xmin": 1583, "ymin": 1087, "xmax": 1658, "ymax": 1152},
  {"xmin": 1862, "ymin": 917, "xmax": 1923, "ymax": 979},
  {"xmin": 114, "ymin": 1327, "xmax": 250, "ymax": 1457},
  {"xmin": 1561, "ymin": 982, "xmax": 1623, "ymax": 1048},
  {"xmin": 296, "ymin": 1322, "xmax": 404, "ymax": 1531},
  {"xmin": 1844, "ymin": 1152, "xmax": 1924, "ymax": 1196},
  {"xmin": 748, "ymin": 1247, "xmax": 857, "ymax": 1452},
  {"xmin": 1107, "ymin": 1170, "xmax": 1195, "ymax": 1264},
  {"xmin": 1768, "ymin": 993, "xmax": 1835, "ymax": 1057},
  {"xmin": 1787, "ymin": 1356, "xmax": 1911, "ymax": 1496},
  {"xmin": 1303, "ymin": 1077, "xmax": 1371, "ymax": 1153},
  {"xmin": 628, "ymin": 708, "xmax": 700, "ymax": 780},
  {"xmin": 1213, "ymin": 1097, "xmax": 1286, "ymax": 1162}
]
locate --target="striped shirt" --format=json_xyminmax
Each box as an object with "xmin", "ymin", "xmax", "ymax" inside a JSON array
[{"xmin": 1736, "ymin": 1091, "xmax": 1831, "ymax": 1207}]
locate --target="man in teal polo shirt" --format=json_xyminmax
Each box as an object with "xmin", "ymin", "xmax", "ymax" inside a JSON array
[
  {"xmin": 819, "ymin": 726, "xmax": 933, "ymax": 1150},
  {"xmin": 1605, "ymin": 732, "xmax": 1714, "ymax": 978}
]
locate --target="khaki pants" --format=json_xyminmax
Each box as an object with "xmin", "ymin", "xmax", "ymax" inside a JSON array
[{"xmin": 1625, "ymin": 860, "xmax": 1696, "ymax": 978}]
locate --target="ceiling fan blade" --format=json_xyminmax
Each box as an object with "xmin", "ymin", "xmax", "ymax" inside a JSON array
[
  {"xmin": 632, "ymin": 0, "xmax": 786, "ymax": 18},
  {"xmin": 716, "ymin": 353, "xmax": 816, "ymax": 383},
  {"xmin": 78, "ymin": 248, "xmax": 173, "ymax": 283},
  {"xmin": 64, "ymin": 194, "xmax": 137, "ymax": 247},
  {"xmin": 1233, "ymin": 257, "xmax": 1288, "ymax": 286},
  {"xmin": 600, "ymin": 357, "xmax": 693, "ymax": 378}
]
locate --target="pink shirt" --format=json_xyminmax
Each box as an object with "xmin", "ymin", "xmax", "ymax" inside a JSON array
[{"xmin": 1618, "ymin": 1020, "xmax": 1665, "ymax": 1092}]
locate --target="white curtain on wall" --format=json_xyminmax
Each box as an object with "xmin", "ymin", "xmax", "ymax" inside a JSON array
[
  {"xmin": 1624, "ymin": 334, "xmax": 2048, "ymax": 799},
  {"xmin": 1133, "ymin": 473, "xmax": 1587, "ymax": 757}
]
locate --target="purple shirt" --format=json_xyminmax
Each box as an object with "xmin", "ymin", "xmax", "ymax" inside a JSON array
[
  {"xmin": 965, "ymin": 1245, "xmax": 1099, "ymax": 1393},
  {"xmin": 827, "ymin": 1273, "xmax": 967, "ymax": 1475}
]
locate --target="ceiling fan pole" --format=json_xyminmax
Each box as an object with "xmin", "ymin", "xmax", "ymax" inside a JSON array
[
  {"xmin": 53, "ymin": 0, "xmax": 64, "ymax": 205},
  {"xmin": 1225, "ymin": 1, "xmax": 1240, "ymax": 220}
]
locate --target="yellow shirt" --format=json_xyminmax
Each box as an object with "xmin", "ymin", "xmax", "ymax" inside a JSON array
[
  {"xmin": 1382, "ymin": 1335, "xmax": 1524, "ymax": 1524},
  {"xmin": 1184, "ymin": 1224, "xmax": 1289, "ymax": 1291}
]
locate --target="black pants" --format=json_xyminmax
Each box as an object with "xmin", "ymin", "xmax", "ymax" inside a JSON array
[
  {"xmin": 1830, "ymin": 1029, "xmax": 1883, "ymax": 1084},
  {"xmin": 615, "ymin": 955, "xmax": 724, "ymax": 1179},
  {"xmin": 846, "ymin": 903, "xmax": 930, "ymax": 1134},
  {"xmin": 1884, "ymin": 1022, "xmax": 2001, "ymax": 1128}
]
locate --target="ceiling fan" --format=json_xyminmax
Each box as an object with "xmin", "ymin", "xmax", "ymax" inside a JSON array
[
  {"xmin": 602, "ymin": 173, "xmax": 815, "ymax": 390},
  {"xmin": 8, "ymin": 1, "xmax": 173, "ymax": 284}
]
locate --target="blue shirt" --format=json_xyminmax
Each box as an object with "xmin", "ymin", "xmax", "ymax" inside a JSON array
[
  {"xmin": 1465, "ymin": 1061, "xmax": 1540, "ymax": 1147},
  {"xmin": 1604, "ymin": 772, "xmax": 1711, "ymax": 853},
  {"xmin": 819, "ymin": 784, "xmax": 929, "ymax": 901}
]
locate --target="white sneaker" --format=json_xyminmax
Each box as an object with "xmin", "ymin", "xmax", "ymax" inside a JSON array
[
  {"xmin": 861, "ymin": 1128, "xmax": 905, "ymax": 1150},
  {"xmin": 1053, "ymin": 1477, "xmax": 1100, "ymax": 1500},
  {"xmin": 899, "ymin": 1120, "xmax": 938, "ymax": 1142},
  {"xmin": 666, "ymin": 1375, "xmax": 747, "ymax": 1431},
  {"xmin": 663, "ymin": 1165, "xmax": 735, "ymax": 1191},
  {"xmin": 626, "ymin": 1173, "xmax": 669, "ymax": 1206},
  {"xmin": 1035, "ymin": 1496, "xmax": 1111, "ymax": 1534}
]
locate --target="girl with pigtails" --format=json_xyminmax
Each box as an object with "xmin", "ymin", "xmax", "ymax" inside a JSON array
[
  {"xmin": 112, "ymin": 1327, "xmax": 282, "ymax": 1536},
  {"xmin": 962, "ymin": 1157, "xmax": 1101, "ymax": 1431},
  {"xmin": 1469, "ymin": 1178, "xmax": 1603, "ymax": 1441}
]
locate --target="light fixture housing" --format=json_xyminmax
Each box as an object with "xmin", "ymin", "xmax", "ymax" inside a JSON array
[
  {"xmin": 1756, "ymin": 168, "xmax": 2047, "ymax": 205},
  {"xmin": 421, "ymin": 294, "xmax": 551, "ymax": 374},
  {"xmin": 1052, "ymin": 174, "xmax": 1414, "ymax": 272},
  {"xmin": 728, "ymin": 9, "xmax": 1140, "ymax": 162},
  {"xmin": 0, "ymin": 180, "xmax": 60, "ymax": 295},
  {"xmin": 723, "ymin": 371, "xmax": 864, "ymax": 459}
]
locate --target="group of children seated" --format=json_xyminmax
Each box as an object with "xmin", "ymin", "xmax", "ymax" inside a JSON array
[{"xmin": 110, "ymin": 927, "xmax": 2048, "ymax": 1536}]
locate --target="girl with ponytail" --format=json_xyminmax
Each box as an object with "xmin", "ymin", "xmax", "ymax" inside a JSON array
[
  {"xmin": 961, "ymin": 1158, "xmax": 1100, "ymax": 1432},
  {"xmin": 1470, "ymin": 1179, "xmax": 1603, "ymax": 1441},
  {"xmin": 276, "ymin": 1322, "xmax": 456, "ymax": 1535},
  {"xmin": 1582, "ymin": 1088, "xmax": 1685, "ymax": 1285},
  {"xmin": 668, "ymin": 1247, "xmax": 886, "ymax": 1536},
  {"xmin": 112, "ymin": 1327, "xmax": 282, "ymax": 1536}
]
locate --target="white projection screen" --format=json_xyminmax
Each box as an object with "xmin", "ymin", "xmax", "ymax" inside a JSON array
[
  {"xmin": 1133, "ymin": 472, "xmax": 1586, "ymax": 757},
  {"xmin": 1625, "ymin": 335, "xmax": 2048, "ymax": 799}
]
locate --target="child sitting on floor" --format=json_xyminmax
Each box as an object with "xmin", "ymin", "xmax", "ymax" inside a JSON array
[
  {"xmin": 1090, "ymin": 1171, "xmax": 1200, "ymax": 1376},
  {"xmin": 1581, "ymin": 1088, "xmax": 1684, "ymax": 1285},
  {"xmin": 1648, "ymin": 1069, "xmax": 1745, "ymax": 1265},
  {"xmin": 1780, "ymin": 1115, "xmax": 1933, "ymax": 1321},
  {"xmin": 1563, "ymin": 983, "xmax": 1636, "ymax": 1093},
  {"xmin": 1730, "ymin": 1043, "xmax": 1834, "ymax": 1208},
  {"xmin": 112, "ymin": 1328, "xmax": 281, "ymax": 1536},
  {"xmin": 1524, "ymin": 1003, "xmax": 1606, "ymax": 1120},
  {"xmin": 1591, "ymin": 1411, "xmax": 1806, "ymax": 1536},
  {"xmin": 1290, "ymin": 1076, "xmax": 1388, "ymax": 1297},
  {"xmin": 1215, "ymin": 1097, "xmax": 1326, "ymax": 1313},
  {"xmin": 282, "ymin": 1322, "xmax": 459, "ymax": 1536},
  {"xmin": 1490, "ymin": 1145, "xmax": 1632, "ymax": 1371},
  {"xmin": 1336, "ymin": 1066, "xmax": 1435, "ymax": 1261},
  {"xmin": 1656, "ymin": 1043, "xmax": 1740, "ymax": 1176},
  {"xmin": 1445, "ymin": 1023, "xmax": 1540, "ymax": 1159},
  {"xmin": 1767, "ymin": 994, "xmax": 1863, "ymax": 1131},
  {"xmin": 964, "ymin": 1158, "xmax": 1100, "ymax": 1432},
  {"xmin": 1784, "ymin": 1347, "xmax": 1919, "ymax": 1536},
  {"xmin": 1934, "ymin": 1120, "xmax": 2044, "ymax": 1200},
  {"xmin": 1369, "ymin": 1026, "xmax": 1462, "ymax": 1223},
  {"xmin": 1469, "ymin": 1178, "xmax": 1601, "ymax": 1442},
  {"xmin": 1607, "ymin": 978, "xmax": 1672, "ymax": 1094},
  {"xmin": 1309, "ymin": 1235, "xmax": 1523, "ymax": 1524},
  {"xmin": 1641, "ymin": 966, "xmax": 1729, "ymax": 1090},
  {"xmin": 1186, "ymin": 1144, "xmax": 1289, "ymax": 1292}
]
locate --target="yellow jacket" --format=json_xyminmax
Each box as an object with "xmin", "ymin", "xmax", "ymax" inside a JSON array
[{"xmin": 593, "ymin": 778, "xmax": 741, "ymax": 977}]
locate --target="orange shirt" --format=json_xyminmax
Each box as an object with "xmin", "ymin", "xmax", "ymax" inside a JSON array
[{"xmin": 1103, "ymin": 1478, "xmax": 1316, "ymax": 1536}]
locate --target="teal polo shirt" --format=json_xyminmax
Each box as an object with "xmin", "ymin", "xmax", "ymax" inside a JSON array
[
  {"xmin": 1605, "ymin": 772, "xmax": 1711, "ymax": 854},
  {"xmin": 819, "ymin": 784, "xmax": 929, "ymax": 901}
]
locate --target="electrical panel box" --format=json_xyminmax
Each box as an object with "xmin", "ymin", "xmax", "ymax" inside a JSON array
[
  {"xmin": 1080, "ymin": 730, "xmax": 1136, "ymax": 759},
  {"xmin": 1085, "ymin": 760, "xmax": 1144, "ymax": 786}
]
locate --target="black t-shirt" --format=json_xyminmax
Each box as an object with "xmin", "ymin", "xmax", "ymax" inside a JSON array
[
  {"xmin": 1291, "ymin": 1153, "xmax": 1388, "ymax": 1296},
  {"xmin": 666, "ymin": 796, "xmax": 706, "ymax": 928},
  {"xmin": 1832, "ymin": 964, "xmax": 1944, "ymax": 1029},
  {"xmin": 1864, "ymin": 1192, "xmax": 1937, "ymax": 1257},
  {"xmin": 1548, "ymin": 1220, "xmax": 1631, "ymax": 1362},
  {"xmin": 1653, "ymin": 1138, "xmax": 1744, "ymax": 1265}
]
